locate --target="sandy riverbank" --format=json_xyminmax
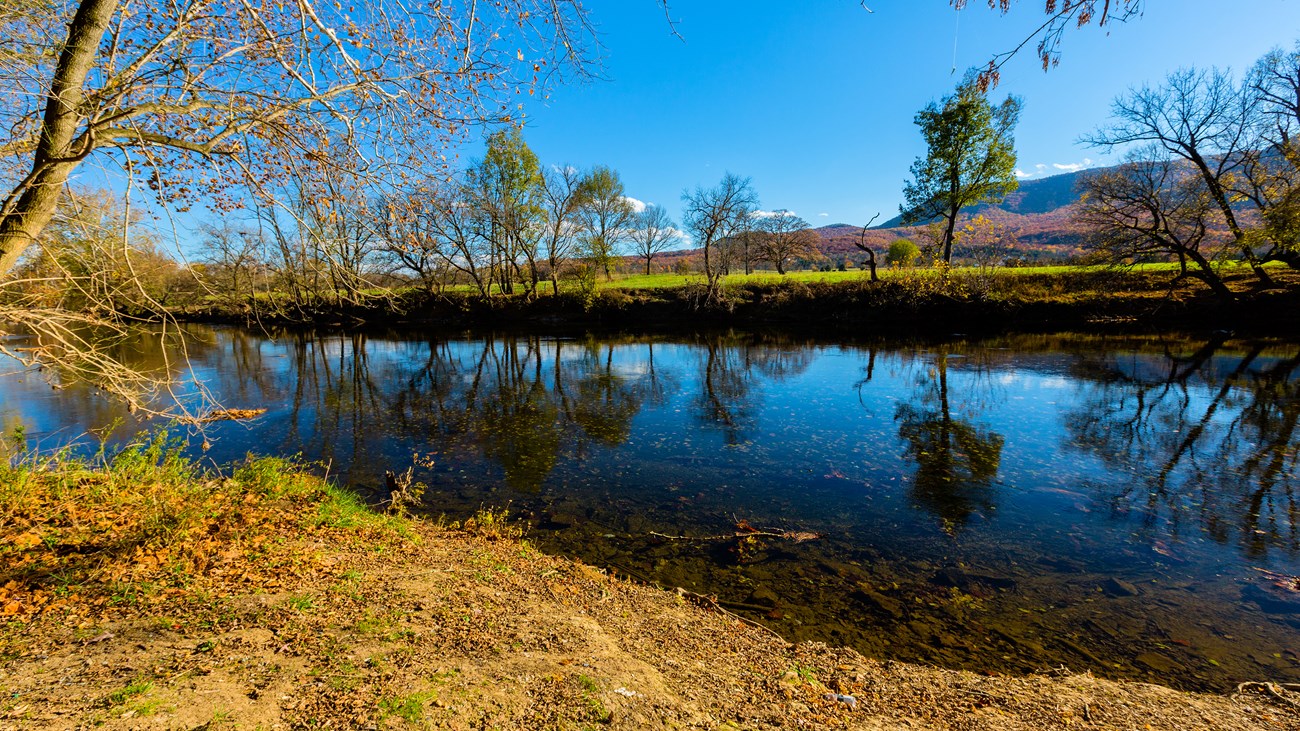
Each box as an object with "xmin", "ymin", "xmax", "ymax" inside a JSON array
[{"xmin": 2, "ymin": 454, "xmax": 1298, "ymax": 729}]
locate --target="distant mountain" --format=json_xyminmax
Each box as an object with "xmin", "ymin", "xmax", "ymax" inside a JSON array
[
  {"xmin": 651, "ymin": 168, "xmax": 1110, "ymax": 268},
  {"xmin": 824, "ymin": 168, "xmax": 1102, "ymax": 263},
  {"xmin": 876, "ymin": 168, "xmax": 1090, "ymax": 228}
]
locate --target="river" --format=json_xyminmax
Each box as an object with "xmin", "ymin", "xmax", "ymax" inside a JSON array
[{"xmin": 2, "ymin": 326, "xmax": 1298, "ymax": 692}]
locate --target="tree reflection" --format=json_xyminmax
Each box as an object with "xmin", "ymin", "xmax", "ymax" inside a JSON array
[
  {"xmin": 477, "ymin": 337, "xmax": 563, "ymax": 492},
  {"xmin": 244, "ymin": 334, "xmax": 675, "ymax": 493},
  {"xmin": 894, "ymin": 354, "xmax": 1004, "ymax": 533},
  {"xmin": 1066, "ymin": 339, "xmax": 1300, "ymax": 557},
  {"xmin": 694, "ymin": 334, "xmax": 814, "ymax": 444}
]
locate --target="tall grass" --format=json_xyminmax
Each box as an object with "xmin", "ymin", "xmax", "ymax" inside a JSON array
[{"xmin": 0, "ymin": 432, "xmax": 407, "ymax": 620}]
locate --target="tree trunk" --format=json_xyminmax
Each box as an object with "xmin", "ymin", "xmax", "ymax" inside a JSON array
[
  {"xmin": 0, "ymin": 0, "xmax": 120, "ymax": 277},
  {"xmin": 1265, "ymin": 248, "xmax": 1300, "ymax": 269},
  {"xmin": 644, "ymin": 257, "xmax": 651, "ymax": 276},
  {"xmin": 1182, "ymin": 248, "xmax": 1234, "ymax": 300},
  {"xmin": 941, "ymin": 212, "xmax": 959, "ymax": 266},
  {"xmin": 1187, "ymin": 150, "xmax": 1275, "ymax": 287}
]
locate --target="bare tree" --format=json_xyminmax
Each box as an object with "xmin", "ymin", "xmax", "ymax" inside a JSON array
[
  {"xmin": 629, "ymin": 204, "xmax": 678, "ymax": 275},
  {"xmin": 853, "ymin": 212, "xmax": 883, "ymax": 282},
  {"xmin": 426, "ymin": 185, "xmax": 495, "ymax": 300},
  {"xmin": 540, "ymin": 165, "xmax": 587, "ymax": 294},
  {"xmin": 198, "ymin": 221, "xmax": 265, "ymax": 314},
  {"xmin": 731, "ymin": 217, "xmax": 759, "ymax": 276},
  {"xmin": 290, "ymin": 172, "xmax": 384, "ymax": 309},
  {"xmin": 1085, "ymin": 68, "xmax": 1278, "ymax": 284},
  {"xmin": 373, "ymin": 193, "xmax": 454, "ymax": 295},
  {"xmin": 755, "ymin": 211, "xmax": 818, "ymax": 275},
  {"xmin": 1076, "ymin": 150, "xmax": 1233, "ymax": 299},
  {"xmin": 0, "ymin": 1, "xmax": 600, "ymax": 280},
  {"xmin": 1246, "ymin": 43, "xmax": 1300, "ymax": 267},
  {"xmin": 681, "ymin": 173, "xmax": 757, "ymax": 295}
]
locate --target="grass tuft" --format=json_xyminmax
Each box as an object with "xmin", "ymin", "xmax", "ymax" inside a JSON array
[{"xmin": 0, "ymin": 432, "xmax": 415, "ymax": 623}]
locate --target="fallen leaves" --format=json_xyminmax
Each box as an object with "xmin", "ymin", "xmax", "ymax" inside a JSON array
[{"xmin": 185, "ymin": 408, "xmax": 269, "ymax": 424}]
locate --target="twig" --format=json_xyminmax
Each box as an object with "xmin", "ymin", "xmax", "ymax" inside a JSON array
[
  {"xmin": 1233, "ymin": 681, "xmax": 1300, "ymax": 710},
  {"xmin": 649, "ymin": 528, "xmax": 822, "ymax": 543},
  {"xmin": 675, "ymin": 588, "xmax": 789, "ymax": 644},
  {"xmin": 650, "ymin": 530, "xmax": 785, "ymax": 542},
  {"xmin": 1250, "ymin": 567, "xmax": 1300, "ymax": 591}
]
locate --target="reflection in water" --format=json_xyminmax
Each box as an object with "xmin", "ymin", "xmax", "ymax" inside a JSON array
[
  {"xmin": 894, "ymin": 355, "xmax": 1004, "ymax": 533},
  {"xmin": 4, "ymin": 328, "xmax": 1300, "ymax": 692},
  {"xmin": 1066, "ymin": 338, "xmax": 1300, "ymax": 559},
  {"xmin": 277, "ymin": 334, "xmax": 672, "ymax": 492},
  {"xmin": 695, "ymin": 335, "xmax": 814, "ymax": 444}
]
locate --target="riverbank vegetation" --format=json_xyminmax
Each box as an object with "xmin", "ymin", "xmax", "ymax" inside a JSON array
[
  {"xmin": 3, "ymin": 443, "xmax": 1299, "ymax": 729},
  {"xmin": 174, "ymin": 264, "xmax": 1299, "ymax": 336}
]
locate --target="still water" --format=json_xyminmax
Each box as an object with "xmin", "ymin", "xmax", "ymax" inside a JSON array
[{"xmin": 3, "ymin": 326, "xmax": 1299, "ymax": 691}]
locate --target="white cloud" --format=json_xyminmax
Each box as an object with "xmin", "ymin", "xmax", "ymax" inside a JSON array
[
  {"xmin": 752, "ymin": 209, "xmax": 798, "ymax": 219},
  {"xmin": 623, "ymin": 196, "xmax": 647, "ymax": 213},
  {"xmin": 1051, "ymin": 157, "xmax": 1094, "ymax": 173},
  {"xmin": 818, "ymin": 212, "xmax": 829, "ymax": 218},
  {"xmin": 1014, "ymin": 161, "xmax": 1085, "ymax": 180}
]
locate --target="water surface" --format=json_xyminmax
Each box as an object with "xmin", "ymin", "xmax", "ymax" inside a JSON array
[{"xmin": 3, "ymin": 327, "xmax": 1298, "ymax": 691}]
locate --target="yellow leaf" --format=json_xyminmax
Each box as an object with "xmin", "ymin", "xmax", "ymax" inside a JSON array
[{"xmin": 10, "ymin": 531, "xmax": 41, "ymax": 550}]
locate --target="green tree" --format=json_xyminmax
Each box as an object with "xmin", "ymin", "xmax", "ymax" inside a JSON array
[
  {"xmin": 468, "ymin": 129, "xmax": 545, "ymax": 296},
  {"xmin": 900, "ymin": 78, "xmax": 1022, "ymax": 265},
  {"xmin": 576, "ymin": 166, "xmax": 635, "ymax": 280},
  {"xmin": 886, "ymin": 238, "xmax": 921, "ymax": 267}
]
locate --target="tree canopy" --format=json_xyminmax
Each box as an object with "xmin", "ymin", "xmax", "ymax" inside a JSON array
[
  {"xmin": 0, "ymin": 0, "xmax": 598, "ymax": 278},
  {"xmin": 901, "ymin": 79, "xmax": 1022, "ymax": 265}
]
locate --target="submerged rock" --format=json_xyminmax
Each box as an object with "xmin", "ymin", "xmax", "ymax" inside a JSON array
[
  {"xmin": 851, "ymin": 584, "xmax": 905, "ymax": 620},
  {"xmin": 1136, "ymin": 652, "xmax": 1182, "ymax": 674},
  {"xmin": 1243, "ymin": 582, "xmax": 1300, "ymax": 613},
  {"xmin": 929, "ymin": 567, "xmax": 1016, "ymax": 591},
  {"xmin": 1102, "ymin": 578, "xmax": 1140, "ymax": 597}
]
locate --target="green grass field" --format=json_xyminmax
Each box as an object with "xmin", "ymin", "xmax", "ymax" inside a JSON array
[
  {"xmin": 601, "ymin": 264, "xmax": 1114, "ymax": 290},
  {"xmin": 598, "ymin": 260, "xmax": 1283, "ymax": 290}
]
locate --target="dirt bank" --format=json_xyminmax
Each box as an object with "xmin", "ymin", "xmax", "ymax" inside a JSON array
[
  {"xmin": 3, "ymin": 454, "xmax": 1299, "ymax": 729},
  {"xmin": 3, "ymin": 525, "xmax": 1298, "ymax": 729}
]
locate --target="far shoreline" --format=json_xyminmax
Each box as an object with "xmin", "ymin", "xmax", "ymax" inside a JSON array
[{"xmin": 170, "ymin": 267, "xmax": 1300, "ymax": 339}]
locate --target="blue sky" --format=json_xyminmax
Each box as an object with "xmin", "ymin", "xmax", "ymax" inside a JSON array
[{"xmin": 505, "ymin": 0, "xmax": 1300, "ymax": 228}]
